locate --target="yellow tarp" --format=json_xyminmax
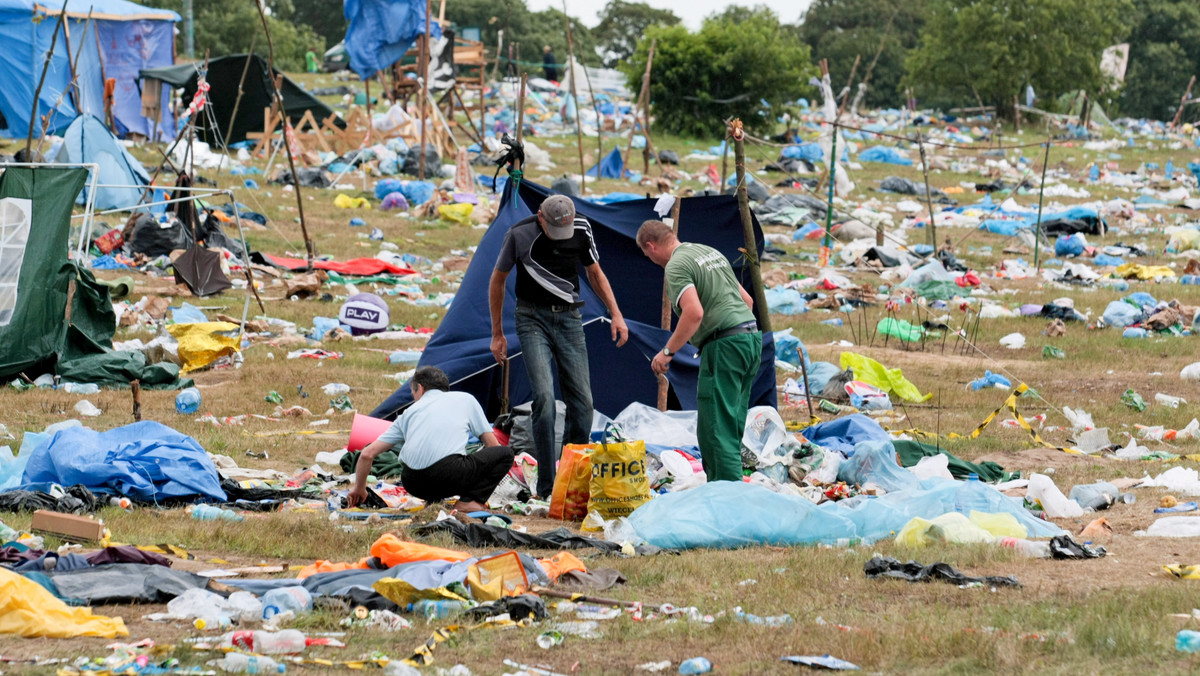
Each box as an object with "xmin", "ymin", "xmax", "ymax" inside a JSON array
[
  {"xmin": 839, "ymin": 352, "xmax": 931, "ymax": 403},
  {"xmin": 1116, "ymin": 263, "xmax": 1175, "ymax": 280},
  {"xmin": 166, "ymin": 322, "xmax": 241, "ymax": 373},
  {"xmin": 374, "ymin": 579, "xmax": 470, "ymax": 607},
  {"xmin": 895, "ymin": 511, "xmax": 1027, "ymax": 548},
  {"xmin": 0, "ymin": 567, "xmax": 127, "ymax": 638}
]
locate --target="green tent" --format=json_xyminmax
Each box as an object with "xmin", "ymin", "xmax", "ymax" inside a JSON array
[{"xmin": 0, "ymin": 166, "xmax": 188, "ymax": 389}]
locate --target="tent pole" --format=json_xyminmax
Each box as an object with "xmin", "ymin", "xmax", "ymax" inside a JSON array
[
  {"xmin": 730, "ymin": 118, "xmax": 770, "ymax": 332},
  {"xmin": 917, "ymin": 130, "xmax": 937, "ymax": 247},
  {"xmin": 27, "ymin": 4, "xmax": 68, "ymax": 156},
  {"xmin": 222, "ymin": 40, "xmax": 258, "ymax": 165},
  {"xmin": 418, "ymin": 0, "xmax": 431, "ymax": 181},
  {"xmin": 562, "ymin": 1, "xmax": 585, "ymax": 193},
  {"xmin": 1172, "ymin": 75, "xmax": 1196, "ymax": 130},
  {"xmin": 623, "ymin": 39, "xmax": 654, "ymax": 174},
  {"xmin": 254, "ymin": 0, "xmax": 315, "ymax": 268},
  {"xmin": 37, "ymin": 11, "xmax": 93, "ymax": 155},
  {"xmin": 657, "ymin": 195, "xmax": 681, "ymax": 411},
  {"xmin": 1033, "ymin": 139, "xmax": 1050, "ymax": 271}
]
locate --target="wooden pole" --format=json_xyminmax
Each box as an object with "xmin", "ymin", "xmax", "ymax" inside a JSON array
[
  {"xmin": 515, "ymin": 74, "xmax": 527, "ymax": 176},
  {"xmin": 60, "ymin": 12, "xmax": 79, "ymax": 112},
  {"xmin": 1033, "ymin": 139, "xmax": 1051, "ymax": 271},
  {"xmin": 1171, "ymin": 75, "xmax": 1196, "ymax": 129},
  {"xmin": 562, "ymin": 1, "xmax": 586, "ymax": 193},
  {"xmin": 657, "ymin": 195, "xmax": 681, "ymax": 411},
  {"xmin": 131, "ymin": 380, "xmax": 141, "ymax": 422},
  {"xmin": 835, "ymin": 54, "xmax": 860, "ymax": 118},
  {"xmin": 418, "ymin": 0, "xmax": 431, "ymax": 180},
  {"xmin": 254, "ymin": 0, "xmax": 315, "ymax": 267},
  {"xmin": 27, "ymin": 5, "xmax": 68, "ymax": 156},
  {"xmin": 223, "ymin": 37, "xmax": 258, "ymax": 155},
  {"xmin": 1013, "ymin": 93, "xmax": 1021, "ymax": 134},
  {"xmin": 719, "ymin": 130, "xmax": 730, "ymax": 193},
  {"xmin": 491, "ymin": 30, "xmax": 504, "ymax": 82},
  {"xmin": 917, "ymin": 131, "xmax": 937, "ymax": 247},
  {"xmin": 729, "ymin": 119, "xmax": 770, "ymax": 334},
  {"xmin": 580, "ymin": 55, "xmax": 603, "ymax": 171},
  {"xmin": 623, "ymin": 39, "xmax": 655, "ymax": 172}
]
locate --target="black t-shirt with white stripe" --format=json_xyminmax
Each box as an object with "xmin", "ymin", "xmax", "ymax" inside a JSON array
[{"xmin": 495, "ymin": 215, "xmax": 598, "ymax": 307}]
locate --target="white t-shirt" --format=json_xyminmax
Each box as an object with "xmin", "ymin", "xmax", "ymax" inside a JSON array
[{"xmin": 375, "ymin": 390, "xmax": 492, "ymax": 470}]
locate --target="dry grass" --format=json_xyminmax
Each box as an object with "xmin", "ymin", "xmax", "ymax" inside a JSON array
[{"xmin": 2, "ymin": 71, "xmax": 1200, "ymax": 673}]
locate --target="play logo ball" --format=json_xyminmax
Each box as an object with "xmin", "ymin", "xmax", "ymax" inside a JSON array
[{"xmin": 338, "ymin": 293, "xmax": 390, "ymax": 335}]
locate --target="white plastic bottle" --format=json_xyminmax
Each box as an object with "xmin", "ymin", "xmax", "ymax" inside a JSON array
[
  {"xmin": 220, "ymin": 629, "xmax": 308, "ymax": 655},
  {"xmin": 261, "ymin": 587, "xmax": 313, "ymax": 620},
  {"xmin": 208, "ymin": 652, "xmax": 285, "ymax": 673}
]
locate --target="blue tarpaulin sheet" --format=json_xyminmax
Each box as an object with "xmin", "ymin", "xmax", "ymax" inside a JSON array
[
  {"xmin": 858, "ymin": 146, "xmax": 913, "ymax": 165},
  {"xmin": 585, "ymin": 147, "xmax": 630, "ymax": 179},
  {"xmin": 802, "ymin": 414, "xmax": 892, "ymax": 456},
  {"xmin": 54, "ymin": 115, "xmax": 151, "ymax": 210},
  {"xmin": 17, "ymin": 421, "xmax": 226, "ymax": 503},
  {"xmin": 344, "ymin": 0, "xmax": 442, "ymax": 79}
]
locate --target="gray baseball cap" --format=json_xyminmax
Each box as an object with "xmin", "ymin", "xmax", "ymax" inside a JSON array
[{"xmin": 539, "ymin": 195, "xmax": 576, "ymax": 240}]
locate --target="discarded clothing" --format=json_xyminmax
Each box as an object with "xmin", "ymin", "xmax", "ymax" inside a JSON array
[
  {"xmin": 557, "ymin": 568, "xmax": 627, "ymax": 591},
  {"xmin": 86, "ymin": 546, "xmax": 172, "ymax": 567},
  {"xmin": 340, "ymin": 449, "xmax": 405, "ymax": 478},
  {"xmin": 863, "ymin": 555, "xmax": 1020, "ymax": 587}
]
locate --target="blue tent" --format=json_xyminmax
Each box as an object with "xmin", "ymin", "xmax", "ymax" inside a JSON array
[
  {"xmin": 0, "ymin": 0, "xmax": 177, "ymax": 140},
  {"xmin": 344, "ymin": 0, "xmax": 441, "ymax": 79},
  {"xmin": 54, "ymin": 115, "xmax": 150, "ymax": 210},
  {"xmin": 369, "ymin": 179, "xmax": 777, "ymax": 421},
  {"xmin": 585, "ymin": 147, "xmax": 630, "ymax": 179}
]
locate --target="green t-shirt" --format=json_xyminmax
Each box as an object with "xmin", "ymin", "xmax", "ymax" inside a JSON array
[{"xmin": 665, "ymin": 242, "xmax": 756, "ymax": 346}]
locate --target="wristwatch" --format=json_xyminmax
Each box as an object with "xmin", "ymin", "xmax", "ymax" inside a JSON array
[{"xmin": 662, "ymin": 346, "xmax": 673, "ymax": 357}]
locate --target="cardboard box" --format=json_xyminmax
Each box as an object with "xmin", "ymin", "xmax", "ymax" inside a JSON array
[{"xmin": 30, "ymin": 510, "xmax": 105, "ymax": 543}]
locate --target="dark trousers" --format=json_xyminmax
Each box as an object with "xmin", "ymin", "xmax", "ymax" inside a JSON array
[{"xmin": 401, "ymin": 446, "xmax": 514, "ymax": 505}]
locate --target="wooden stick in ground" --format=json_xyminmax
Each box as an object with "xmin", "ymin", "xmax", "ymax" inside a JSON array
[
  {"xmin": 917, "ymin": 130, "xmax": 937, "ymax": 247},
  {"xmin": 534, "ymin": 588, "xmax": 644, "ymax": 609},
  {"xmin": 253, "ymin": 0, "xmax": 315, "ymax": 267},
  {"xmin": 223, "ymin": 39, "xmax": 258, "ymax": 159},
  {"xmin": 720, "ymin": 129, "xmax": 730, "ymax": 192},
  {"xmin": 623, "ymin": 39, "xmax": 655, "ymax": 172},
  {"xmin": 562, "ymin": 0, "xmax": 585, "ymax": 193},
  {"xmin": 1013, "ymin": 93, "xmax": 1021, "ymax": 134},
  {"xmin": 730, "ymin": 118, "xmax": 771, "ymax": 337},
  {"xmin": 515, "ymin": 73, "xmax": 527, "ymax": 159},
  {"xmin": 835, "ymin": 53, "xmax": 860, "ymax": 118},
  {"xmin": 131, "ymin": 380, "xmax": 141, "ymax": 422},
  {"xmin": 580, "ymin": 54, "xmax": 603, "ymax": 172},
  {"xmin": 27, "ymin": 4, "xmax": 68, "ymax": 156},
  {"xmin": 657, "ymin": 195, "xmax": 681, "ymax": 411},
  {"xmin": 1032, "ymin": 139, "xmax": 1051, "ymax": 271},
  {"xmin": 37, "ymin": 11, "xmax": 94, "ymax": 155},
  {"xmin": 418, "ymin": 0, "xmax": 431, "ymax": 180},
  {"xmin": 1172, "ymin": 75, "xmax": 1196, "ymax": 130}
]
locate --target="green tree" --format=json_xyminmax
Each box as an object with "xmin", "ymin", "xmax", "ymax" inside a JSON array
[
  {"xmin": 593, "ymin": 1, "xmax": 680, "ymax": 67},
  {"xmin": 159, "ymin": 0, "xmax": 322, "ymax": 71},
  {"xmin": 621, "ymin": 5, "xmax": 816, "ymax": 137},
  {"xmin": 519, "ymin": 9, "xmax": 601, "ymax": 68},
  {"xmin": 905, "ymin": 0, "xmax": 1132, "ymax": 118},
  {"xmin": 1119, "ymin": 0, "xmax": 1200, "ymax": 121},
  {"xmin": 291, "ymin": 0, "xmax": 348, "ymax": 46},
  {"xmin": 797, "ymin": 0, "xmax": 927, "ymax": 109}
]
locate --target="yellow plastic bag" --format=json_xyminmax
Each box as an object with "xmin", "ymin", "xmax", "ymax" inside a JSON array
[
  {"xmin": 839, "ymin": 352, "xmax": 931, "ymax": 403},
  {"xmin": 969, "ymin": 510, "xmax": 1027, "ymax": 539},
  {"xmin": 895, "ymin": 513, "xmax": 993, "ymax": 547},
  {"xmin": 1116, "ymin": 263, "xmax": 1175, "ymax": 280},
  {"xmin": 166, "ymin": 322, "xmax": 241, "ymax": 373},
  {"xmin": 0, "ymin": 567, "xmax": 128, "ymax": 638},
  {"xmin": 549, "ymin": 444, "xmax": 593, "ymax": 522},
  {"xmin": 466, "ymin": 551, "xmax": 529, "ymax": 601},
  {"xmin": 438, "ymin": 203, "xmax": 474, "ymax": 225},
  {"xmin": 373, "ymin": 579, "xmax": 470, "ymax": 607},
  {"xmin": 586, "ymin": 427, "xmax": 650, "ymax": 528},
  {"xmin": 334, "ymin": 193, "xmax": 371, "ymax": 209}
]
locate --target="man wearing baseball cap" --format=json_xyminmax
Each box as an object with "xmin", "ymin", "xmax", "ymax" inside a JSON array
[{"xmin": 489, "ymin": 195, "xmax": 628, "ymax": 499}]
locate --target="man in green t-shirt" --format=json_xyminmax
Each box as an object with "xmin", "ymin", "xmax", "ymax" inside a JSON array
[{"xmin": 636, "ymin": 220, "xmax": 762, "ymax": 482}]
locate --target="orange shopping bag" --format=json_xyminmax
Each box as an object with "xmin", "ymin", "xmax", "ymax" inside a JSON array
[{"xmin": 549, "ymin": 443, "xmax": 594, "ymax": 521}]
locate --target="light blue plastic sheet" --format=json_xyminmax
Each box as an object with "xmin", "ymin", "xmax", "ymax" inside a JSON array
[
  {"xmin": 803, "ymin": 414, "xmax": 892, "ymax": 456},
  {"xmin": 765, "ymin": 287, "xmax": 807, "ymax": 315},
  {"xmin": 858, "ymin": 146, "xmax": 913, "ymax": 165},
  {"xmin": 1101, "ymin": 300, "xmax": 1140, "ymax": 328},
  {"xmin": 628, "ymin": 477, "xmax": 1064, "ymax": 550},
  {"xmin": 18, "ymin": 421, "xmax": 226, "ymax": 502},
  {"xmin": 837, "ymin": 440, "xmax": 920, "ymax": 493}
]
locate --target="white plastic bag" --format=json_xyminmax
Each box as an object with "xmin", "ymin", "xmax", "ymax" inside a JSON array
[
  {"xmin": 908, "ymin": 454, "xmax": 953, "ymax": 481},
  {"xmin": 1026, "ymin": 473, "xmax": 1083, "ymax": 518},
  {"xmin": 999, "ymin": 332, "xmax": 1026, "ymax": 349}
]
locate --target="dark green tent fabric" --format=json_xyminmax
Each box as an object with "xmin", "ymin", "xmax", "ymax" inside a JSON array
[
  {"xmin": 0, "ymin": 167, "xmax": 191, "ymax": 389},
  {"xmin": 893, "ymin": 439, "xmax": 1017, "ymax": 483},
  {"xmin": 139, "ymin": 55, "xmax": 345, "ymax": 146},
  {"xmin": 340, "ymin": 449, "xmax": 405, "ymax": 478}
]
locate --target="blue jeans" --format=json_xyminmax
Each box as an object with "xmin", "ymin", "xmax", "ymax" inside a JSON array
[{"xmin": 515, "ymin": 304, "xmax": 593, "ymax": 497}]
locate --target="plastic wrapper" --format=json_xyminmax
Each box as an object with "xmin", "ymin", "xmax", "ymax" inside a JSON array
[
  {"xmin": 837, "ymin": 440, "xmax": 920, "ymax": 493},
  {"xmin": 0, "ymin": 567, "xmax": 127, "ymax": 638}
]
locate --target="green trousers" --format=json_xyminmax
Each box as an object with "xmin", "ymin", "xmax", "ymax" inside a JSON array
[{"xmin": 696, "ymin": 332, "xmax": 762, "ymax": 482}]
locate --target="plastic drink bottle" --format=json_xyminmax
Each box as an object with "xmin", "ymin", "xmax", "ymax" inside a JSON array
[
  {"xmin": 998, "ymin": 537, "xmax": 1051, "ymax": 558},
  {"xmin": 221, "ymin": 629, "xmax": 308, "ymax": 654},
  {"xmin": 261, "ymin": 587, "xmax": 313, "ymax": 620},
  {"xmin": 187, "ymin": 505, "xmax": 244, "ymax": 522},
  {"xmin": 408, "ymin": 599, "xmax": 468, "ymax": 619},
  {"xmin": 208, "ymin": 652, "xmax": 285, "ymax": 673},
  {"xmin": 679, "ymin": 657, "xmax": 713, "ymax": 674},
  {"xmin": 175, "ymin": 387, "xmax": 202, "ymax": 414}
]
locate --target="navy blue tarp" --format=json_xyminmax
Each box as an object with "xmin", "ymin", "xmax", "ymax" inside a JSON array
[
  {"xmin": 343, "ymin": 0, "xmax": 441, "ymax": 79},
  {"xmin": 369, "ymin": 179, "xmax": 777, "ymax": 421}
]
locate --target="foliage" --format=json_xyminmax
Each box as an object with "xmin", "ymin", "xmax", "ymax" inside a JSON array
[
  {"xmin": 443, "ymin": 0, "xmax": 599, "ymax": 72},
  {"xmin": 291, "ymin": 0, "xmax": 348, "ymax": 46},
  {"xmin": 905, "ymin": 0, "xmax": 1132, "ymax": 118},
  {"xmin": 158, "ymin": 0, "xmax": 322, "ymax": 71},
  {"xmin": 796, "ymin": 0, "xmax": 927, "ymax": 109},
  {"xmin": 621, "ymin": 5, "xmax": 816, "ymax": 138},
  {"xmin": 1118, "ymin": 0, "xmax": 1200, "ymax": 121},
  {"xmin": 593, "ymin": 0, "xmax": 681, "ymax": 67}
]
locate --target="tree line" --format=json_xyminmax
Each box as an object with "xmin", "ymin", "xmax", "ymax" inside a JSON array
[{"xmin": 161, "ymin": 0, "xmax": 1200, "ymax": 135}]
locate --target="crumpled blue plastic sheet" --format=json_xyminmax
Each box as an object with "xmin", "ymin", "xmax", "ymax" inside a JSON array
[
  {"xmin": 837, "ymin": 440, "xmax": 920, "ymax": 493},
  {"xmin": 627, "ymin": 477, "xmax": 1063, "ymax": 550},
  {"xmin": 858, "ymin": 146, "xmax": 913, "ymax": 165},
  {"xmin": 765, "ymin": 287, "xmax": 807, "ymax": 315},
  {"xmin": 803, "ymin": 414, "xmax": 892, "ymax": 456},
  {"xmin": 18, "ymin": 421, "xmax": 226, "ymax": 503},
  {"xmin": 1101, "ymin": 300, "xmax": 1141, "ymax": 328}
]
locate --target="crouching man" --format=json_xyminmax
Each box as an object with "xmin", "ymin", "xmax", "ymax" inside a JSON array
[{"xmin": 347, "ymin": 366, "xmax": 513, "ymax": 512}]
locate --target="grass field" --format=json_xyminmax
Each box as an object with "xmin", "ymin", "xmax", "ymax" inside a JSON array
[{"xmin": 3, "ymin": 69, "xmax": 1200, "ymax": 674}]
